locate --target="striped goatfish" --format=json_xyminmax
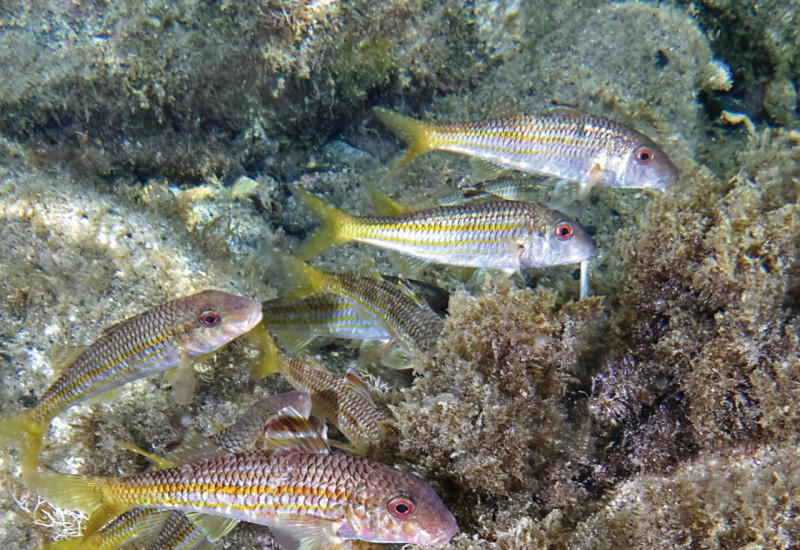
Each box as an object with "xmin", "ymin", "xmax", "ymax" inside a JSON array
[
  {"xmin": 39, "ymin": 509, "xmax": 211, "ymax": 550},
  {"xmin": 142, "ymin": 511, "xmax": 212, "ymax": 550},
  {"xmin": 0, "ymin": 290, "xmax": 262, "ymax": 472},
  {"xmin": 46, "ymin": 392, "xmax": 316, "ymax": 550},
  {"xmin": 252, "ymin": 327, "xmax": 391, "ymax": 454},
  {"xmin": 292, "ymin": 185, "xmax": 595, "ymax": 271},
  {"xmin": 24, "ymin": 407, "xmax": 458, "ymax": 550},
  {"xmin": 39, "ymin": 508, "xmax": 175, "ymax": 550},
  {"xmin": 262, "ymin": 294, "xmax": 391, "ymax": 352},
  {"xmin": 275, "ymin": 252, "xmax": 444, "ymax": 359},
  {"xmin": 375, "ymin": 107, "xmax": 679, "ymax": 193}
]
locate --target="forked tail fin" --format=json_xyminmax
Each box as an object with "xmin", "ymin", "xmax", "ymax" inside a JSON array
[
  {"xmin": 374, "ymin": 107, "xmax": 437, "ymax": 180},
  {"xmin": 0, "ymin": 407, "xmax": 47, "ymax": 473},
  {"xmin": 290, "ymin": 185, "xmax": 355, "ymax": 261},
  {"xmin": 23, "ymin": 469, "xmax": 128, "ymax": 542}
]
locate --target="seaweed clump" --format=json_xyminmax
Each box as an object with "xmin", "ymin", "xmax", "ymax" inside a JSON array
[
  {"xmin": 570, "ymin": 442, "xmax": 800, "ymax": 548},
  {"xmin": 391, "ymin": 282, "xmax": 604, "ymax": 544},
  {"xmin": 593, "ymin": 129, "xmax": 800, "ymax": 474}
]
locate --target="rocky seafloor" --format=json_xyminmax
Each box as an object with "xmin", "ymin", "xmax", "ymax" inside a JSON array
[{"xmin": 0, "ymin": 0, "xmax": 798, "ymax": 548}]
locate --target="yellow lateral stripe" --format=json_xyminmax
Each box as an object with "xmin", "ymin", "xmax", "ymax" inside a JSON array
[
  {"xmin": 46, "ymin": 325, "xmax": 185, "ymax": 408},
  {"xmin": 439, "ymin": 142, "xmax": 600, "ymax": 159},
  {"xmin": 360, "ymin": 235, "xmax": 515, "ymax": 246},
  {"xmin": 365, "ymin": 220, "xmax": 521, "ymax": 232}
]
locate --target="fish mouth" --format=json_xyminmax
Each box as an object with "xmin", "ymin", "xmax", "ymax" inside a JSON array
[{"xmin": 425, "ymin": 524, "xmax": 459, "ymax": 546}]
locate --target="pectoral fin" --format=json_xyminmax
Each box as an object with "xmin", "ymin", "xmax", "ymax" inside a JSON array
[
  {"xmin": 164, "ymin": 355, "xmax": 196, "ymax": 405},
  {"xmin": 184, "ymin": 512, "xmax": 239, "ymax": 542},
  {"xmin": 268, "ymin": 516, "xmax": 342, "ymax": 550}
]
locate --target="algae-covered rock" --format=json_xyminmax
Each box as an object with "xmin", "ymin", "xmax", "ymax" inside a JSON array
[
  {"xmin": 0, "ymin": 0, "xmax": 479, "ymax": 183},
  {"xmin": 570, "ymin": 443, "xmax": 800, "ymax": 549},
  {"xmin": 392, "ymin": 282, "xmax": 604, "ymax": 532},
  {"xmin": 597, "ymin": 130, "xmax": 800, "ymax": 468}
]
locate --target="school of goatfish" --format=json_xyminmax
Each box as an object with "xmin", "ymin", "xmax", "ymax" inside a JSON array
[{"xmin": 0, "ymin": 106, "xmax": 678, "ymax": 549}]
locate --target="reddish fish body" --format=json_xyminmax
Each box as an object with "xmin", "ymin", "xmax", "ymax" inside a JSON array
[
  {"xmin": 27, "ymin": 448, "xmax": 458, "ymax": 549},
  {"xmin": 0, "ymin": 289, "xmax": 263, "ymax": 472}
]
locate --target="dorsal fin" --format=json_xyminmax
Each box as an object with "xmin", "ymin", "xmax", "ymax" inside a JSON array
[
  {"xmin": 364, "ymin": 180, "xmax": 407, "ymax": 216},
  {"xmin": 99, "ymin": 315, "xmax": 137, "ymax": 337},
  {"xmin": 547, "ymin": 101, "xmax": 583, "ymax": 115},
  {"xmin": 116, "ymin": 440, "xmax": 175, "ymax": 469},
  {"xmin": 49, "ymin": 345, "xmax": 88, "ymax": 375},
  {"xmin": 395, "ymin": 277, "xmax": 426, "ymax": 308},
  {"xmin": 469, "ymin": 157, "xmax": 509, "ymax": 183},
  {"xmin": 165, "ymin": 431, "xmax": 232, "ymax": 465},
  {"xmin": 184, "ymin": 513, "xmax": 239, "ymax": 543},
  {"xmin": 487, "ymin": 96, "xmax": 521, "ymax": 119},
  {"xmin": 355, "ymin": 255, "xmax": 382, "ymax": 279},
  {"xmin": 388, "ymin": 252, "xmax": 430, "ymax": 278},
  {"xmin": 343, "ymin": 368, "xmax": 374, "ymax": 401},
  {"xmin": 264, "ymin": 406, "xmax": 330, "ymax": 454}
]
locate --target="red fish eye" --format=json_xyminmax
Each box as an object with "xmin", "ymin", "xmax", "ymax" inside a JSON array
[
  {"xmin": 388, "ymin": 497, "xmax": 415, "ymax": 518},
  {"xmin": 636, "ymin": 147, "xmax": 653, "ymax": 163},
  {"xmin": 199, "ymin": 311, "xmax": 221, "ymax": 327},
  {"xmin": 555, "ymin": 222, "xmax": 573, "ymax": 240}
]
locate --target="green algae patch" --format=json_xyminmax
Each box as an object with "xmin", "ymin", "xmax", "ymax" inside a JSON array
[{"xmin": 333, "ymin": 37, "xmax": 397, "ymax": 105}]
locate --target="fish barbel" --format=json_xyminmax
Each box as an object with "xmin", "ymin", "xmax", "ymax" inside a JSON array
[
  {"xmin": 292, "ymin": 185, "xmax": 595, "ymax": 271},
  {"xmin": 375, "ymin": 107, "xmax": 679, "ymax": 191},
  {"xmin": 0, "ymin": 290, "xmax": 262, "ymax": 472},
  {"xmin": 24, "ymin": 408, "xmax": 458, "ymax": 550}
]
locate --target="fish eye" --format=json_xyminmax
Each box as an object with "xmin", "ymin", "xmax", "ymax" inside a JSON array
[
  {"xmin": 554, "ymin": 222, "xmax": 573, "ymax": 241},
  {"xmin": 635, "ymin": 147, "xmax": 653, "ymax": 164},
  {"xmin": 388, "ymin": 497, "xmax": 415, "ymax": 518},
  {"xmin": 199, "ymin": 311, "xmax": 221, "ymax": 327}
]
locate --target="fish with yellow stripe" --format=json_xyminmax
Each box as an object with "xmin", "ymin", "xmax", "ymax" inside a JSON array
[
  {"xmin": 274, "ymin": 251, "xmax": 444, "ymax": 360},
  {"xmin": 143, "ymin": 510, "xmax": 214, "ymax": 550},
  {"xmin": 0, "ymin": 290, "xmax": 262, "ymax": 472},
  {"xmin": 23, "ymin": 406, "xmax": 458, "ymax": 550},
  {"xmin": 292, "ymin": 185, "xmax": 595, "ymax": 272},
  {"xmin": 262, "ymin": 294, "xmax": 391, "ymax": 352},
  {"xmin": 43, "ymin": 392, "xmax": 315, "ymax": 550},
  {"xmin": 252, "ymin": 326, "xmax": 391, "ymax": 454},
  {"xmin": 374, "ymin": 107, "xmax": 679, "ymax": 193},
  {"xmin": 38, "ymin": 508, "xmax": 173, "ymax": 550}
]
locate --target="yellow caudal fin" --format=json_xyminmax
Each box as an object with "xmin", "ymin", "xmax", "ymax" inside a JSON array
[
  {"xmin": 0, "ymin": 408, "xmax": 47, "ymax": 473},
  {"xmin": 270, "ymin": 249, "xmax": 329, "ymax": 300},
  {"xmin": 22, "ymin": 470, "xmax": 129, "ymax": 540},
  {"xmin": 22, "ymin": 471, "xmax": 106, "ymax": 514},
  {"xmin": 39, "ymin": 540, "xmax": 80, "ymax": 550},
  {"xmin": 290, "ymin": 185, "xmax": 355, "ymax": 261},
  {"xmin": 248, "ymin": 323, "xmax": 280, "ymax": 381},
  {"xmin": 374, "ymin": 107, "xmax": 437, "ymax": 179}
]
